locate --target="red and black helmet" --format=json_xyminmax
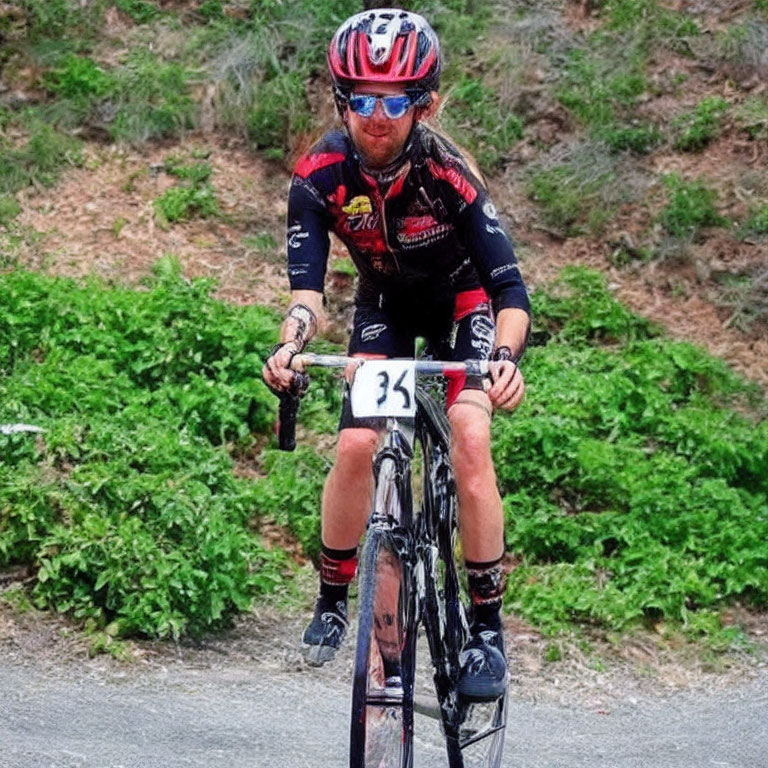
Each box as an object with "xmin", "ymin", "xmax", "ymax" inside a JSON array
[{"xmin": 328, "ymin": 9, "xmax": 441, "ymax": 98}]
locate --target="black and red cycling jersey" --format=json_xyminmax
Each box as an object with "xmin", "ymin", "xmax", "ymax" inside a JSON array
[{"xmin": 286, "ymin": 123, "xmax": 530, "ymax": 319}]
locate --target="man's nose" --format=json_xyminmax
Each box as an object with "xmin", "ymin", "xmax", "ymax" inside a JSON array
[{"xmin": 371, "ymin": 98, "xmax": 388, "ymax": 120}]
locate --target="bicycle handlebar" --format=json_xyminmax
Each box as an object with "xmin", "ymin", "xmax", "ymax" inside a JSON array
[
  {"xmin": 290, "ymin": 353, "xmax": 491, "ymax": 377},
  {"xmin": 275, "ymin": 354, "xmax": 492, "ymax": 452}
]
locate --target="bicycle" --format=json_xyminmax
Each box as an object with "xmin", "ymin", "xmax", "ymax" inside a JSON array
[{"xmin": 277, "ymin": 353, "xmax": 507, "ymax": 768}]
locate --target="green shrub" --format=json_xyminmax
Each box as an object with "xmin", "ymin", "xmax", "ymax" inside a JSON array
[
  {"xmin": 0, "ymin": 194, "xmax": 21, "ymax": 226},
  {"xmin": 21, "ymin": 0, "xmax": 104, "ymax": 42},
  {"xmin": 0, "ymin": 262, "xmax": 345, "ymax": 638},
  {"xmin": 109, "ymin": 50, "xmax": 199, "ymax": 144},
  {"xmin": 114, "ymin": 0, "xmax": 164, "ymax": 24},
  {"xmin": 600, "ymin": 0, "xmax": 700, "ymax": 44},
  {"xmin": 600, "ymin": 122, "xmax": 663, "ymax": 154},
  {"xmin": 658, "ymin": 173, "xmax": 727, "ymax": 238},
  {"xmin": 494, "ymin": 268, "xmax": 768, "ymax": 634},
  {"xmin": 246, "ymin": 71, "xmax": 311, "ymax": 153},
  {"xmin": 154, "ymin": 184, "xmax": 218, "ymax": 225},
  {"xmin": 557, "ymin": 47, "xmax": 648, "ymax": 130},
  {"xmin": 0, "ymin": 120, "xmax": 82, "ymax": 198},
  {"xmin": 250, "ymin": 448, "xmax": 330, "ymax": 565},
  {"xmin": 530, "ymin": 266, "xmax": 659, "ymax": 345},
  {"xmin": 153, "ymin": 157, "xmax": 218, "ymax": 225},
  {"xmin": 42, "ymin": 54, "xmax": 114, "ymax": 100},
  {"xmin": 198, "ymin": 1, "xmax": 225, "ymax": 21},
  {"xmin": 673, "ymin": 97, "xmax": 728, "ymax": 152}
]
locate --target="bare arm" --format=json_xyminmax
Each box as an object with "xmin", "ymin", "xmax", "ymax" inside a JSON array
[
  {"xmin": 263, "ymin": 289, "xmax": 325, "ymax": 391},
  {"xmin": 279, "ymin": 290, "xmax": 325, "ymax": 347},
  {"xmin": 487, "ymin": 307, "xmax": 531, "ymax": 412},
  {"xmin": 493, "ymin": 307, "xmax": 530, "ymax": 362}
]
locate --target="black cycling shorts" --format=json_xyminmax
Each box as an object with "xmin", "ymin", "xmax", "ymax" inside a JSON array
[{"xmin": 338, "ymin": 288, "xmax": 494, "ymax": 431}]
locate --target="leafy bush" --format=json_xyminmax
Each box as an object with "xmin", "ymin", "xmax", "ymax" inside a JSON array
[
  {"xmin": 0, "ymin": 194, "xmax": 21, "ymax": 226},
  {"xmin": 0, "ymin": 261, "xmax": 308, "ymax": 638},
  {"xmin": 658, "ymin": 173, "xmax": 727, "ymax": 238},
  {"xmin": 20, "ymin": 0, "xmax": 104, "ymax": 42},
  {"xmin": 600, "ymin": 0, "xmax": 700, "ymax": 44},
  {"xmin": 153, "ymin": 156, "xmax": 218, "ymax": 225},
  {"xmin": 496, "ymin": 267, "xmax": 768, "ymax": 634},
  {"xmin": 109, "ymin": 50, "xmax": 199, "ymax": 144},
  {"xmin": 114, "ymin": 0, "xmax": 164, "ymax": 25},
  {"xmin": 154, "ymin": 184, "xmax": 218, "ymax": 225},
  {"xmin": 0, "ymin": 120, "xmax": 82, "ymax": 206},
  {"xmin": 246, "ymin": 70, "xmax": 311, "ymax": 154},
  {"xmin": 557, "ymin": 47, "xmax": 648, "ymax": 131},
  {"xmin": 250, "ymin": 448, "xmax": 331, "ymax": 565},
  {"xmin": 42, "ymin": 54, "xmax": 114, "ymax": 101},
  {"xmin": 673, "ymin": 97, "xmax": 728, "ymax": 152},
  {"xmin": 600, "ymin": 122, "xmax": 663, "ymax": 154}
]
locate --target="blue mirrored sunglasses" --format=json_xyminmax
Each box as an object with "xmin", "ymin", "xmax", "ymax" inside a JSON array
[{"xmin": 348, "ymin": 94, "xmax": 413, "ymax": 120}]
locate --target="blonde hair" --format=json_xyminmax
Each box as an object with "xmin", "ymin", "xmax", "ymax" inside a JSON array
[{"xmin": 422, "ymin": 91, "xmax": 487, "ymax": 189}]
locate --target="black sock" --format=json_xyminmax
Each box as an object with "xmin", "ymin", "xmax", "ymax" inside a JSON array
[
  {"xmin": 319, "ymin": 545, "xmax": 358, "ymax": 605},
  {"xmin": 466, "ymin": 557, "xmax": 506, "ymax": 633}
]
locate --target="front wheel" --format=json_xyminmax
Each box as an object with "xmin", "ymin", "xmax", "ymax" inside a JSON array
[{"xmin": 350, "ymin": 527, "xmax": 416, "ymax": 768}]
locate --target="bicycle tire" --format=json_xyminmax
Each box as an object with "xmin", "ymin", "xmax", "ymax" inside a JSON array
[
  {"xmin": 417, "ymin": 393, "xmax": 507, "ymax": 768},
  {"xmin": 350, "ymin": 524, "xmax": 416, "ymax": 768}
]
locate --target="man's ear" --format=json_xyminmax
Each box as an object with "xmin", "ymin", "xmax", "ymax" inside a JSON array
[{"xmin": 418, "ymin": 91, "xmax": 440, "ymax": 120}]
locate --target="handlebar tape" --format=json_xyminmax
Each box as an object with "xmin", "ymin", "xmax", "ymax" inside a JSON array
[
  {"xmin": 277, "ymin": 392, "xmax": 299, "ymax": 451},
  {"xmin": 275, "ymin": 372, "xmax": 309, "ymax": 451}
]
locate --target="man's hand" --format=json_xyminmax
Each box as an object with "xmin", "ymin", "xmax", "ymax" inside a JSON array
[
  {"xmin": 262, "ymin": 342, "xmax": 300, "ymax": 392},
  {"xmin": 487, "ymin": 360, "xmax": 525, "ymax": 412}
]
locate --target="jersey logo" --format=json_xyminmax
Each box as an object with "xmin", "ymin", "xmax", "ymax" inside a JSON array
[
  {"xmin": 397, "ymin": 215, "xmax": 451, "ymax": 247},
  {"xmin": 342, "ymin": 195, "xmax": 373, "ymax": 215},
  {"xmin": 287, "ymin": 224, "xmax": 309, "ymax": 249},
  {"xmin": 360, "ymin": 323, "xmax": 388, "ymax": 343},
  {"xmin": 470, "ymin": 315, "xmax": 495, "ymax": 359}
]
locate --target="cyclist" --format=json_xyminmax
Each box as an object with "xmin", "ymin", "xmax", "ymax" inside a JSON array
[{"xmin": 263, "ymin": 8, "xmax": 530, "ymax": 702}]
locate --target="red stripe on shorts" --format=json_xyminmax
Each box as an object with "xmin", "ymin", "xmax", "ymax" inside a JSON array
[
  {"xmin": 446, "ymin": 288, "xmax": 491, "ymax": 408},
  {"xmin": 453, "ymin": 287, "xmax": 489, "ymax": 321}
]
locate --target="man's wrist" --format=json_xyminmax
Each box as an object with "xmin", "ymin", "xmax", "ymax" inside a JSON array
[
  {"xmin": 492, "ymin": 345, "xmax": 515, "ymax": 363},
  {"xmin": 269, "ymin": 341, "xmax": 300, "ymax": 359}
]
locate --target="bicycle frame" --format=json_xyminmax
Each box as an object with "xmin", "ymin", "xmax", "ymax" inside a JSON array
[{"xmin": 278, "ymin": 355, "xmax": 506, "ymax": 768}]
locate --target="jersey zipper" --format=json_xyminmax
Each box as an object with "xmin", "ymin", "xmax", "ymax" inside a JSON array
[{"xmin": 365, "ymin": 178, "xmax": 400, "ymax": 274}]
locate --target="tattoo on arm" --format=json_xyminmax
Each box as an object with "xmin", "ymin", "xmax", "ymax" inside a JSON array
[{"xmin": 285, "ymin": 303, "xmax": 318, "ymax": 351}]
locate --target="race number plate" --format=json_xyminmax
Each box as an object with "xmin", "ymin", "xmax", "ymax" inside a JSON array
[{"xmin": 351, "ymin": 360, "xmax": 416, "ymax": 419}]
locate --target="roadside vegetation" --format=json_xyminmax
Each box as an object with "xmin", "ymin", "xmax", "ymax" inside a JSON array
[
  {"xmin": 2, "ymin": 264, "xmax": 766, "ymax": 653},
  {"xmin": 1, "ymin": 1, "xmax": 767, "ymax": 655}
]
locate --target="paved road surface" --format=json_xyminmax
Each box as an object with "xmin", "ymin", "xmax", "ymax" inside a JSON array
[{"xmin": 2, "ymin": 659, "xmax": 767, "ymax": 768}]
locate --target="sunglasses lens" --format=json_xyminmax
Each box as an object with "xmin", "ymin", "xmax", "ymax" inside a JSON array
[
  {"xmin": 349, "ymin": 94, "xmax": 412, "ymax": 119},
  {"xmin": 349, "ymin": 95, "xmax": 376, "ymax": 117},
  {"xmin": 382, "ymin": 96, "xmax": 411, "ymax": 119}
]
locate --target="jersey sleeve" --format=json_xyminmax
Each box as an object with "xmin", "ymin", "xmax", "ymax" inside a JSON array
[
  {"xmin": 456, "ymin": 186, "xmax": 531, "ymax": 317},
  {"xmin": 285, "ymin": 175, "xmax": 331, "ymax": 293}
]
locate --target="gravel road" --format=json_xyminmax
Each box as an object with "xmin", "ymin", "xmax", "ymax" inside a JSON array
[{"xmin": 2, "ymin": 653, "xmax": 767, "ymax": 768}]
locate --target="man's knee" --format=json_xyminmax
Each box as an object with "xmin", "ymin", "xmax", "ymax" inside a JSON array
[
  {"xmin": 335, "ymin": 427, "xmax": 379, "ymax": 468},
  {"xmin": 449, "ymin": 403, "xmax": 494, "ymax": 483}
]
